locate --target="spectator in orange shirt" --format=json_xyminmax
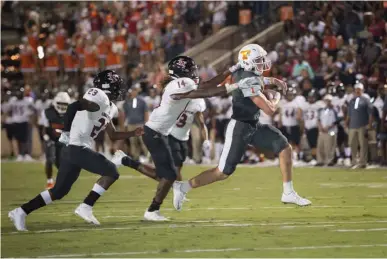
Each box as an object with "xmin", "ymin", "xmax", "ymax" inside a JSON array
[
  {"xmin": 96, "ymin": 35, "xmax": 107, "ymax": 70},
  {"xmin": 105, "ymin": 29, "xmax": 123, "ymax": 74},
  {"xmin": 82, "ymin": 37, "xmax": 99, "ymax": 77},
  {"xmin": 20, "ymin": 37, "xmax": 37, "ymax": 86},
  {"xmin": 55, "ymin": 22, "xmax": 67, "ymax": 79},
  {"xmin": 323, "ymin": 27, "xmax": 338, "ymax": 58},
  {"xmin": 44, "ymin": 34, "xmax": 59, "ymax": 89},
  {"xmin": 63, "ymin": 39, "xmax": 79, "ymax": 87},
  {"xmin": 138, "ymin": 20, "xmax": 154, "ymax": 71}
]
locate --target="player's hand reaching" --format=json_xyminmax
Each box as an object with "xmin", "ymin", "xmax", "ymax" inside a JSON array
[
  {"xmin": 273, "ymin": 78, "xmax": 288, "ymax": 95},
  {"xmin": 134, "ymin": 127, "xmax": 145, "ymax": 136}
]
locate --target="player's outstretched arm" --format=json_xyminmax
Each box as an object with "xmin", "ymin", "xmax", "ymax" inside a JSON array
[
  {"xmin": 170, "ymin": 64, "xmax": 241, "ymax": 100},
  {"xmin": 105, "ymin": 122, "xmax": 144, "ymax": 141}
]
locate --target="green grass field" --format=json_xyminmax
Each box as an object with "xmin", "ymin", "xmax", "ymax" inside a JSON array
[{"xmin": 1, "ymin": 162, "xmax": 387, "ymax": 258}]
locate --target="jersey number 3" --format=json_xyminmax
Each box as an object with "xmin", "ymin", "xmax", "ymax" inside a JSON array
[{"xmin": 90, "ymin": 118, "xmax": 107, "ymax": 138}]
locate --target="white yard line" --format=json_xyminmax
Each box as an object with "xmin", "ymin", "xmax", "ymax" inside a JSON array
[
  {"xmin": 334, "ymin": 228, "xmax": 387, "ymax": 232},
  {"xmin": 2, "ymin": 204, "xmax": 387, "ymax": 217},
  {"xmin": 6, "ymin": 221, "xmax": 387, "ymax": 235},
  {"xmin": 39, "ymin": 244, "xmax": 387, "ymax": 258}
]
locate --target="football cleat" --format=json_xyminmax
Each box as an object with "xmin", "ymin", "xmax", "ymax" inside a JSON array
[
  {"xmin": 143, "ymin": 210, "xmax": 169, "ymax": 221},
  {"xmin": 172, "ymin": 181, "xmax": 187, "ymax": 211},
  {"xmin": 111, "ymin": 150, "xmax": 126, "ymax": 167},
  {"xmin": 8, "ymin": 208, "xmax": 28, "ymax": 231},
  {"xmin": 344, "ymin": 158, "xmax": 351, "ymax": 167},
  {"xmin": 15, "ymin": 155, "xmax": 24, "ymax": 162},
  {"xmin": 281, "ymin": 191, "xmax": 311, "ymax": 206},
  {"xmin": 24, "ymin": 155, "xmax": 34, "ymax": 162},
  {"xmin": 337, "ymin": 158, "xmax": 344, "ymax": 166},
  {"xmin": 74, "ymin": 203, "xmax": 100, "ymax": 225}
]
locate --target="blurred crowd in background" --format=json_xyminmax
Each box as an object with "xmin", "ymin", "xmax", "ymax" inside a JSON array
[{"xmin": 1, "ymin": 1, "xmax": 387, "ymax": 168}]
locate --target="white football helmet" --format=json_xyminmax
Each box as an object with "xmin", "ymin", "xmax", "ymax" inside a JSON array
[
  {"xmin": 238, "ymin": 44, "xmax": 271, "ymax": 75},
  {"xmin": 53, "ymin": 92, "xmax": 71, "ymax": 115}
]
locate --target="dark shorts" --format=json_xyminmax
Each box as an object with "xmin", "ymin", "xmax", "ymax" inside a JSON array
[
  {"xmin": 3, "ymin": 123, "xmax": 15, "ymax": 140},
  {"xmin": 281, "ymin": 125, "xmax": 301, "ymax": 145},
  {"xmin": 142, "ymin": 126, "xmax": 177, "ymax": 180},
  {"xmin": 219, "ymin": 119, "xmax": 288, "ymax": 175},
  {"xmin": 337, "ymin": 124, "xmax": 348, "ymax": 147},
  {"xmin": 50, "ymin": 144, "xmax": 119, "ymax": 199},
  {"xmin": 13, "ymin": 122, "xmax": 29, "ymax": 143},
  {"xmin": 306, "ymin": 127, "xmax": 318, "ymax": 148},
  {"xmin": 45, "ymin": 141, "xmax": 65, "ymax": 168},
  {"xmin": 168, "ymin": 135, "xmax": 188, "ymax": 168}
]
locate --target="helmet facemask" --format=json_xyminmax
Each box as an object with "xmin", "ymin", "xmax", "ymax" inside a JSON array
[
  {"xmin": 252, "ymin": 56, "xmax": 271, "ymax": 74},
  {"xmin": 54, "ymin": 102, "xmax": 69, "ymax": 115}
]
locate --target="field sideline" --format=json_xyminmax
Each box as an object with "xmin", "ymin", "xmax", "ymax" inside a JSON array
[{"xmin": 1, "ymin": 162, "xmax": 387, "ymax": 258}]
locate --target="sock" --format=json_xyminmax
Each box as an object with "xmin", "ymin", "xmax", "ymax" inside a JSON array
[
  {"xmin": 148, "ymin": 199, "xmax": 162, "ymax": 212},
  {"xmin": 122, "ymin": 156, "xmax": 140, "ymax": 170},
  {"xmin": 214, "ymin": 142, "xmax": 223, "ymax": 161},
  {"xmin": 283, "ymin": 181, "xmax": 294, "ymax": 195},
  {"xmin": 335, "ymin": 148, "xmax": 340, "ymax": 157},
  {"xmin": 181, "ymin": 181, "xmax": 192, "ymax": 193},
  {"xmin": 21, "ymin": 191, "xmax": 52, "ymax": 215},
  {"xmin": 299, "ymin": 151, "xmax": 304, "ymax": 160},
  {"xmin": 345, "ymin": 147, "xmax": 351, "ymax": 158},
  {"xmin": 47, "ymin": 178, "xmax": 54, "ymax": 184},
  {"xmin": 83, "ymin": 184, "xmax": 105, "ymax": 207}
]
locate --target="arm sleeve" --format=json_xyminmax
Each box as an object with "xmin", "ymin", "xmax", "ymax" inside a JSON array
[{"xmin": 239, "ymin": 77, "xmax": 263, "ymax": 97}]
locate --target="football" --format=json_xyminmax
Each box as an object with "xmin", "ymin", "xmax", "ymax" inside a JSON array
[{"xmin": 263, "ymin": 89, "xmax": 280, "ymax": 101}]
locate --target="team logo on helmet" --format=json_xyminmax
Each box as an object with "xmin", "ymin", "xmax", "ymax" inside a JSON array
[
  {"xmin": 107, "ymin": 72, "xmax": 119, "ymax": 83},
  {"xmin": 176, "ymin": 58, "xmax": 187, "ymax": 68}
]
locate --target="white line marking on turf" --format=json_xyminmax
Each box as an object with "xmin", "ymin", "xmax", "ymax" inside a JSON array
[
  {"xmin": 39, "ymin": 244, "xmax": 387, "ymax": 258},
  {"xmin": 7, "ymin": 221, "xmax": 387, "ymax": 235},
  {"xmin": 334, "ymin": 228, "xmax": 387, "ymax": 232},
  {"xmin": 3, "ymin": 205, "xmax": 387, "ymax": 216}
]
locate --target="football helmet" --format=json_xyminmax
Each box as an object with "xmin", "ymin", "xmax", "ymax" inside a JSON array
[
  {"xmin": 93, "ymin": 70, "xmax": 125, "ymax": 101},
  {"xmin": 238, "ymin": 44, "xmax": 271, "ymax": 75},
  {"xmin": 286, "ymin": 87, "xmax": 297, "ymax": 101},
  {"xmin": 307, "ymin": 89, "xmax": 318, "ymax": 103},
  {"xmin": 53, "ymin": 92, "xmax": 71, "ymax": 115},
  {"xmin": 336, "ymin": 83, "xmax": 345, "ymax": 98},
  {"xmin": 168, "ymin": 56, "xmax": 199, "ymax": 84}
]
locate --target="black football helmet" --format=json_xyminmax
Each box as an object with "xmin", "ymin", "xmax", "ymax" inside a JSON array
[
  {"xmin": 168, "ymin": 56, "xmax": 199, "ymax": 84},
  {"xmin": 93, "ymin": 70, "xmax": 125, "ymax": 101},
  {"xmin": 336, "ymin": 83, "xmax": 345, "ymax": 98},
  {"xmin": 308, "ymin": 89, "xmax": 318, "ymax": 103}
]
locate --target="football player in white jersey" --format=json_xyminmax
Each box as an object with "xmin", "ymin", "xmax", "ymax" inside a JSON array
[
  {"xmin": 301, "ymin": 89, "xmax": 324, "ymax": 165},
  {"xmin": 1, "ymin": 91, "xmax": 17, "ymax": 159},
  {"xmin": 111, "ymin": 56, "xmax": 243, "ymax": 221},
  {"xmin": 11, "ymin": 88, "xmax": 36, "ymax": 161},
  {"xmin": 278, "ymin": 87, "xmax": 303, "ymax": 161},
  {"xmin": 331, "ymin": 83, "xmax": 351, "ymax": 166},
  {"xmin": 8, "ymin": 70, "xmax": 144, "ymax": 231}
]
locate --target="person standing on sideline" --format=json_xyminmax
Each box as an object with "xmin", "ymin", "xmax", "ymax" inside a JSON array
[
  {"xmin": 123, "ymin": 84, "xmax": 149, "ymax": 161},
  {"xmin": 346, "ymin": 83, "xmax": 374, "ymax": 169},
  {"xmin": 316, "ymin": 94, "xmax": 338, "ymax": 166}
]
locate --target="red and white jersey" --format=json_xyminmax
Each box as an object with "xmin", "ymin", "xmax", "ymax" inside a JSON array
[
  {"xmin": 146, "ymin": 77, "xmax": 197, "ymax": 136},
  {"xmin": 331, "ymin": 96, "xmax": 346, "ymax": 118},
  {"xmin": 69, "ymin": 88, "xmax": 118, "ymax": 149},
  {"xmin": 280, "ymin": 99, "xmax": 300, "ymax": 127},
  {"xmin": 170, "ymin": 98, "xmax": 206, "ymax": 141},
  {"xmin": 301, "ymin": 100, "xmax": 324, "ymax": 129},
  {"xmin": 11, "ymin": 97, "xmax": 34, "ymax": 123}
]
